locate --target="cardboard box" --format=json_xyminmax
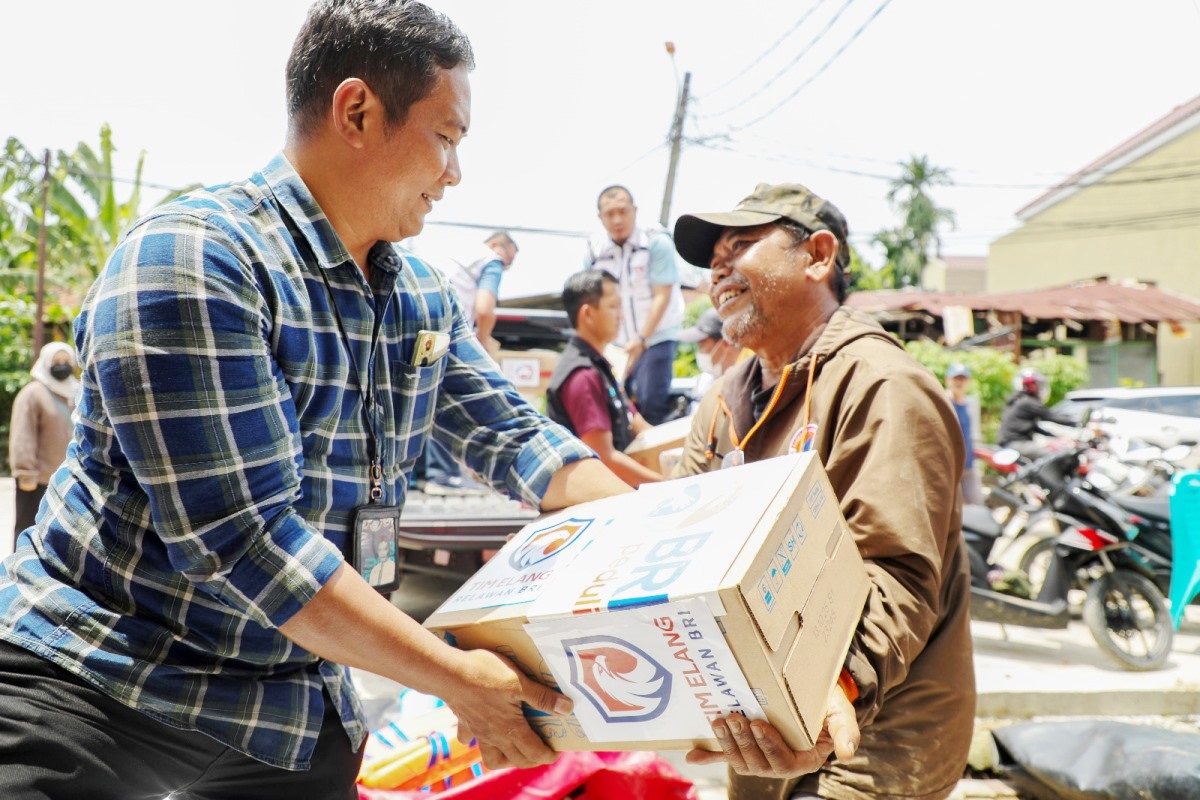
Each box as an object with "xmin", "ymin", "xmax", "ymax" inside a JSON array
[
  {"xmin": 424, "ymin": 453, "xmax": 869, "ymax": 753},
  {"xmin": 496, "ymin": 348, "xmax": 559, "ymax": 401},
  {"xmin": 623, "ymin": 415, "xmax": 694, "ymax": 472}
]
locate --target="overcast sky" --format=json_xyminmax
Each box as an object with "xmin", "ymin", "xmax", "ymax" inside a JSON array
[{"xmin": 5, "ymin": 0, "xmax": 1200, "ymax": 299}]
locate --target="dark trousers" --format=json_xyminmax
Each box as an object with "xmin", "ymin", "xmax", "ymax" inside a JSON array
[
  {"xmin": 14, "ymin": 485, "xmax": 46, "ymax": 537},
  {"xmin": 412, "ymin": 438, "xmax": 461, "ymax": 485},
  {"xmin": 625, "ymin": 339, "xmax": 678, "ymax": 425},
  {"xmin": 0, "ymin": 640, "xmax": 362, "ymax": 800}
]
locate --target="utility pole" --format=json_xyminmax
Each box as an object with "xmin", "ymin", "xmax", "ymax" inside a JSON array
[
  {"xmin": 33, "ymin": 149, "xmax": 50, "ymax": 362},
  {"xmin": 659, "ymin": 69, "xmax": 691, "ymax": 228}
]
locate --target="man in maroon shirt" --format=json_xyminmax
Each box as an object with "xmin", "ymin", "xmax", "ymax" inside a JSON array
[{"xmin": 546, "ymin": 271, "xmax": 662, "ymax": 487}]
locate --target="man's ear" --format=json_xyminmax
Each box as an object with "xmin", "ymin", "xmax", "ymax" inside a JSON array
[
  {"xmin": 330, "ymin": 78, "xmax": 378, "ymax": 149},
  {"xmin": 577, "ymin": 302, "xmax": 594, "ymax": 331},
  {"xmin": 804, "ymin": 230, "xmax": 839, "ymax": 281}
]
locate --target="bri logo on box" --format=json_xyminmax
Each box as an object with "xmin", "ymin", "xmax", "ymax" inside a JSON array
[
  {"xmin": 509, "ymin": 518, "xmax": 592, "ymax": 570},
  {"xmin": 564, "ymin": 635, "xmax": 672, "ymax": 723},
  {"xmin": 648, "ymin": 483, "xmax": 731, "ymax": 527}
]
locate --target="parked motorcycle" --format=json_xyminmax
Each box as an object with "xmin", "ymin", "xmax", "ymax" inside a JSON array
[
  {"xmin": 963, "ymin": 443, "xmax": 1175, "ymax": 671},
  {"xmin": 1022, "ymin": 450, "xmax": 1180, "ymax": 599}
]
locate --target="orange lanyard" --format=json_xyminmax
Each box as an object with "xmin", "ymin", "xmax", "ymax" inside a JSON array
[{"xmin": 706, "ymin": 358, "xmax": 817, "ymax": 463}]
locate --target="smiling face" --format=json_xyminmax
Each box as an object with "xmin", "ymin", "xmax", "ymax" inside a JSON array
[
  {"xmin": 708, "ymin": 224, "xmax": 811, "ymax": 352},
  {"xmin": 707, "ymin": 222, "xmax": 842, "ymax": 367},
  {"xmin": 369, "ymin": 64, "xmax": 471, "ymax": 242}
]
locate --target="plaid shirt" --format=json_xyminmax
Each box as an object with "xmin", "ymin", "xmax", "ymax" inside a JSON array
[{"xmin": 0, "ymin": 154, "xmax": 592, "ymax": 770}]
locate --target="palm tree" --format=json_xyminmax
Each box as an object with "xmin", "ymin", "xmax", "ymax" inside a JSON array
[
  {"xmin": 883, "ymin": 155, "xmax": 956, "ymax": 287},
  {"xmin": 872, "ymin": 227, "xmax": 923, "ymax": 289}
]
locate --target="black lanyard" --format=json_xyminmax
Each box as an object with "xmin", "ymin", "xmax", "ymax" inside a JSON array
[{"xmin": 318, "ymin": 264, "xmax": 385, "ymax": 503}]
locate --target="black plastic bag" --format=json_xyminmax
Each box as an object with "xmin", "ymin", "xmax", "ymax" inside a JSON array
[{"xmin": 992, "ymin": 719, "xmax": 1200, "ymax": 800}]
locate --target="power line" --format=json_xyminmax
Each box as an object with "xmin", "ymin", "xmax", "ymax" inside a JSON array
[
  {"xmin": 0, "ymin": 155, "xmax": 189, "ymax": 194},
  {"xmin": 703, "ymin": 0, "xmax": 834, "ymax": 96},
  {"xmin": 719, "ymin": 0, "xmax": 895, "ymax": 135},
  {"xmin": 695, "ymin": 139, "xmax": 1200, "ymax": 192},
  {"xmin": 698, "ymin": 0, "xmax": 859, "ymax": 120}
]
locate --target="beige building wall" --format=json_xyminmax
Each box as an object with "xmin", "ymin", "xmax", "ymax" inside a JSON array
[{"xmin": 988, "ymin": 119, "xmax": 1200, "ymax": 385}]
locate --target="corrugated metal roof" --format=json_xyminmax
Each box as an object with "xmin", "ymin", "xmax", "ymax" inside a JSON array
[{"xmin": 844, "ymin": 278, "xmax": 1200, "ymax": 323}]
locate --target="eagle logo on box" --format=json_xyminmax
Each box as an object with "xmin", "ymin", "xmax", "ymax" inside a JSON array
[
  {"xmin": 509, "ymin": 518, "xmax": 592, "ymax": 571},
  {"xmin": 564, "ymin": 635, "xmax": 672, "ymax": 723}
]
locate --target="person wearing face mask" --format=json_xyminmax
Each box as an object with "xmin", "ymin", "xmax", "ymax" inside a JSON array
[
  {"xmin": 8, "ymin": 342, "xmax": 79, "ymax": 536},
  {"xmin": 679, "ymin": 307, "xmax": 747, "ymax": 403}
]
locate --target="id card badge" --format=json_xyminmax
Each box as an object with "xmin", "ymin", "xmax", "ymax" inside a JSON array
[{"xmin": 352, "ymin": 504, "xmax": 402, "ymax": 594}]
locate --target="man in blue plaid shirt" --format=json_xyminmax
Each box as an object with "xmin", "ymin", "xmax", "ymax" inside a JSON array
[{"xmin": 0, "ymin": 2, "xmax": 631, "ymax": 797}]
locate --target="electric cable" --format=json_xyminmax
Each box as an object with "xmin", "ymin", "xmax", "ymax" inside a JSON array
[
  {"xmin": 698, "ymin": 0, "xmax": 859, "ymax": 120},
  {"xmin": 703, "ymin": 0, "xmax": 834, "ymax": 96},
  {"xmin": 720, "ymin": 0, "xmax": 894, "ymax": 134}
]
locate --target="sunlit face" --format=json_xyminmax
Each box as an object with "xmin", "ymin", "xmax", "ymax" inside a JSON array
[
  {"xmin": 708, "ymin": 224, "xmax": 811, "ymax": 352},
  {"xmin": 369, "ymin": 64, "xmax": 470, "ymax": 242},
  {"xmin": 586, "ymin": 280, "xmax": 623, "ymax": 346},
  {"xmin": 598, "ymin": 191, "xmax": 636, "ymax": 244}
]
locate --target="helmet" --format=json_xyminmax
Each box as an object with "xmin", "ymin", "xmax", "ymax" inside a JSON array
[{"xmin": 1016, "ymin": 368, "xmax": 1049, "ymax": 402}]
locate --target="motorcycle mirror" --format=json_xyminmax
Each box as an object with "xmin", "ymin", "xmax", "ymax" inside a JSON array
[{"xmin": 993, "ymin": 448, "xmax": 1022, "ymax": 467}]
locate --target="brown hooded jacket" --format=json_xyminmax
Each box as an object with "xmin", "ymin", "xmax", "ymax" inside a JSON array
[{"xmin": 675, "ymin": 307, "xmax": 975, "ymax": 800}]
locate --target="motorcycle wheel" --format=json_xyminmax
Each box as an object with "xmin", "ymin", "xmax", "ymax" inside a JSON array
[
  {"xmin": 1017, "ymin": 537, "xmax": 1056, "ymax": 597},
  {"xmin": 1083, "ymin": 570, "xmax": 1173, "ymax": 671}
]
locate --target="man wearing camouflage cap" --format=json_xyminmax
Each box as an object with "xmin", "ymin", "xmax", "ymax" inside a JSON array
[{"xmin": 672, "ymin": 183, "xmax": 974, "ymax": 800}]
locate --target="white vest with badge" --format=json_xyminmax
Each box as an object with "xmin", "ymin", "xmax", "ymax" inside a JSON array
[
  {"xmin": 586, "ymin": 226, "xmax": 684, "ymax": 346},
  {"xmin": 426, "ymin": 242, "xmax": 501, "ymax": 327}
]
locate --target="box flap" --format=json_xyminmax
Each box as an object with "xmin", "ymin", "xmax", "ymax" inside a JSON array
[
  {"xmin": 781, "ymin": 528, "xmax": 870, "ymax": 745},
  {"xmin": 736, "ymin": 456, "xmax": 844, "ymax": 652},
  {"xmin": 425, "ymin": 498, "xmax": 617, "ymax": 622},
  {"xmin": 529, "ymin": 457, "xmax": 803, "ymax": 618}
]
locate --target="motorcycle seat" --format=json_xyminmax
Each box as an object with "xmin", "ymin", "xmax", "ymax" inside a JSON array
[
  {"xmin": 1113, "ymin": 493, "xmax": 1170, "ymax": 522},
  {"xmin": 962, "ymin": 504, "xmax": 1002, "ymax": 538}
]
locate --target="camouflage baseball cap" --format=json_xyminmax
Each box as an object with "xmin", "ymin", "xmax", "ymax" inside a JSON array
[{"xmin": 673, "ymin": 182, "xmax": 850, "ymax": 269}]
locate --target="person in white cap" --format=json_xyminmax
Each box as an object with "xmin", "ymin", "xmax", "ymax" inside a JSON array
[{"xmin": 945, "ymin": 363, "xmax": 984, "ymax": 505}]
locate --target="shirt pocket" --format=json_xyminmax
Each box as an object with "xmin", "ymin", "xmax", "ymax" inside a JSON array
[{"xmin": 391, "ymin": 359, "xmax": 447, "ymax": 464}]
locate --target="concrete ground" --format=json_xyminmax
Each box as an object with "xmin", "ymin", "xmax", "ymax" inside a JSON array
[{"xmin": 4, "ymin": 476, "xmax": 1199, "ymax": 798}]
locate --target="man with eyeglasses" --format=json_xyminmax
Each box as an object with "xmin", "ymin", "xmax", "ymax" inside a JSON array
[{"xmin": 671, "ymin": 183, "xmax": 974, "ymax": 800}]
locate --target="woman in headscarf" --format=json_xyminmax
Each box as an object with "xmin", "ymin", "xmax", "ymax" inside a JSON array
[{"xmin": 8, "ymin": 342, "xmax": 79, "ymax": 535}]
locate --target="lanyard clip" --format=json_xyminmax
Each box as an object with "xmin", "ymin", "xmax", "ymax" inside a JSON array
[{"xmin": 370, "ymin": 461, "xmax": 384, "ymax": 502}]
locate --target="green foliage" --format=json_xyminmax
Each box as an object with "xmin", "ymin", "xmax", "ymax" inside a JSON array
[
  {"xmin": 1027, "ymin": 352, "xmax": 1089, "ymax": 408},
  {"xmin": 873, "ymin": 227, "xmax": 923, "ymax": 289},
  {"xmin": 870, "ymin": 155, "xmax": 956, "ymax": 290},
  {"xmin": 0, "ymin": 297, "xmax": 37, "ymax": 471},
  {"xmin": 0, "ymin": 125, "xmax": 166, "ymax": 473},
  {"xmin": 905, "ymin": 341, "xmax": 1089, "ymax": 443},
  {"xmin": 847, "ymin": 247, "xmax": 893, "ymax": 294},
  {"xmin": 674, "ymin": 296, "xmax": 713, "ymax": 378}
]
